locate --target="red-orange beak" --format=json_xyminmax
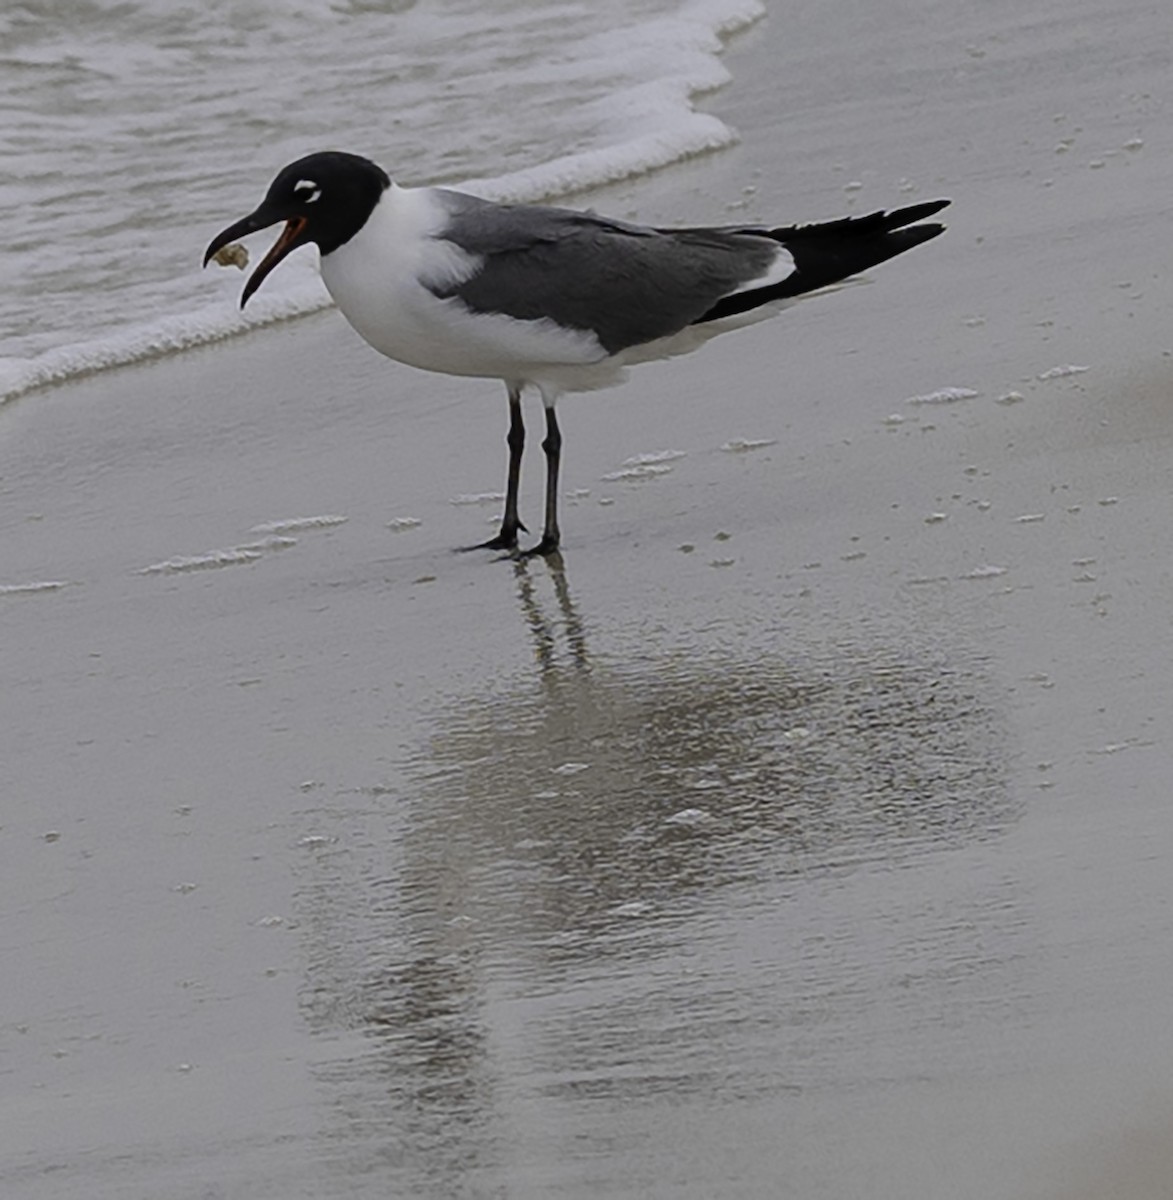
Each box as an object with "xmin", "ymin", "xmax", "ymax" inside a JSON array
[{"xmin": 204, "ymin": 211, "xmax": 311, "ymax": 309}]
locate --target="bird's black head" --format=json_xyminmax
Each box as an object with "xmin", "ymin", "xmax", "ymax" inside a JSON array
[{"xmin": 204, "ymin": 151, "xmax": 390, "ymax": 308}]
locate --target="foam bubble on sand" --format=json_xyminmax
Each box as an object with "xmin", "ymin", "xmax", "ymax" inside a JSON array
[
  {"xmin": 450, "ymin": 492, "xmax": 505, "ymax": 506},
  {"xmin": 249, "ymin": 515, "xmax": 347, "ymax": 535},
  {"xmin": 601, "ymin": 463, "xmax": 676, "ymax": 481},
  {"xmin": 622, "ymin": 449, "xmax": 688, "ymax": 465},
  {"xmin": 1037, "ymin": 364, "xmax": 1090, "ymax": 380},
  {"xmin": 386, "ymin": 517, "xmax": 422, "ymax": 532},
  {"xmin": 0, "ymin": 580, "xmax": 70, "ymax": 596},
  {"xmin": 140, "ymin": 531, "xmax": 304, "ymax": 574},
  {"xmin": 905, "ymin": 386, "xmax": 980, "ymax": 405},
  {"xmin": 139, "ymin": 548, "xmax": 264, "ymax": 575},
  {"xmin": 664, "ymin": 807, "xmax": 713, "ymax": 826},
  {"xmin": 235, "ymin": 536, "xmax": 299, "ymax": 553},
  {"xmin": 721, "ymin": 437, "xmax": 778, "ymax": 452}
]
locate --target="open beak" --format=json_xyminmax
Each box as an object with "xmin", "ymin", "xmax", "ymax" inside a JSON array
[{"xmin": 204, "ymin": 209, "xmax": 310, "ymax": 309}]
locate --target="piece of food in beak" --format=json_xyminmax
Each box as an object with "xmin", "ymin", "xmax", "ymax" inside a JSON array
[{"xmin": 211, "ymin": 242, "xmax": 249, "ymax": 270}]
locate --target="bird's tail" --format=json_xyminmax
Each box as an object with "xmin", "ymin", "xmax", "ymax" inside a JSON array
[{"xmin": 696, "ymin": 199, "xmax": 949, "ymax": 323}]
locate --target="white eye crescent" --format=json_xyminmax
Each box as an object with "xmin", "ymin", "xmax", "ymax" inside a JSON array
[{"xmin": 294, "ymin": 178, "xmax": 321, "ymax": 203}]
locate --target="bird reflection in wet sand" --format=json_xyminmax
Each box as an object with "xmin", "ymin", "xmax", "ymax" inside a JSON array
[
  {"xmin": 512, "ymin": 551, "xmax": 588, "ymax": 674},
  {"xmin": 292, "ymin": 576, "xmax": 1016, "ymax": 1191},
  {"xmin": 417, "ymin": 552, "xmax": 1017, "ymax": 964}
]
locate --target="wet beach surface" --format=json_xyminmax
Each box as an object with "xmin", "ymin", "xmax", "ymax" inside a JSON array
[
  {"xmin": 6, "ymin": 0, "xmax": 1173, "ymax": 1195},
  {"xmin": 4, "ymin": 286, "xmax": 1173, "ymax": 1197}
]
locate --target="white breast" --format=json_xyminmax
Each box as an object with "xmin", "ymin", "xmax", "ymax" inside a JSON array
[{"xmin": 320, "ymin": 185, "xmax": 607, "ymax": 385}]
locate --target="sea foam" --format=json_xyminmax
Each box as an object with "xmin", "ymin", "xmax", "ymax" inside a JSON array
[{"xmin": 0, "ymin": 282, "xmax": 331, "ymax": 407}]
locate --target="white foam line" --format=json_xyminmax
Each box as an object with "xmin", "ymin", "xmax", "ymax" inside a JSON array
[
  {"xmin": 0, "ymin": 580, "xmax": 71, "ymax": 596},
  {"xmin": 139, "ymin": 549, "xmax": 263, "ymax": 575},
  {"xmin": 465, "ymin": 0, "xmax": 765, "ymax": 204},
  {"xmin": 721, "ymin": 438, "xmax": 777, "ymax": 452},
  {"xmin": 138, "ymin": 532, "xmax": 303, "ymax": 575},
  {"xmin": 623, "ymin": 450, "xmax": 688, "ymax": 465},
  {"xmin": 468, "ymin": 117, "xmax": 741, "ymax": 205},
  {"xmin": 0, "ymin": 284, "xmax": 330, "ymax": 407}
]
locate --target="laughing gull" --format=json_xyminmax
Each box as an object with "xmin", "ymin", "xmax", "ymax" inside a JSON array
[{"xmin": 205, "ymin": 151, "xmax": 948, "ymax": 555}]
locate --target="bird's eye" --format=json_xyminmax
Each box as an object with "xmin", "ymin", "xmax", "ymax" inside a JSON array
[{"xmin": 293, "ymin": 178, "xmax": 322, "ymax": 204}]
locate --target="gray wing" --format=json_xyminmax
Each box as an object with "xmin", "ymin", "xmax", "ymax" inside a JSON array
[{"xmin": 430, "ymin": 190, "xmax": 782, "ymax": 355}]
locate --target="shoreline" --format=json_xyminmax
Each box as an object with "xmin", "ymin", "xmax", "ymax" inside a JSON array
[{"xmin": 0, "ymin": 0, "xmax": 765, "ymax": 412}]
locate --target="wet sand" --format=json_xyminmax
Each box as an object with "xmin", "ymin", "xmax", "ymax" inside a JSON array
[{"xmin": 5, "ymin": 1, "xmax": 1173, "ymax": 1196}]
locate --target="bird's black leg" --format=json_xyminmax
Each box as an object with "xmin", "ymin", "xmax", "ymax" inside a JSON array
[
  {"xmin": 466, "ymin": 384, "xmax": 527, "ymax": 552},
  {"xmin": 498, "ymin": 385, "xmax": 528, "ymax": 544},
  {"xmin": 524, "ymin": 402, "xmax": 562, "ymax": 557}
]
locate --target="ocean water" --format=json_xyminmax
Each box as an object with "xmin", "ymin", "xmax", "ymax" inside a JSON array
[{"xmin": 0, "ymin": 0, "xmax": 762, "ymax": 403}]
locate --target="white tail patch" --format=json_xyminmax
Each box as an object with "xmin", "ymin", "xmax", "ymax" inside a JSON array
[{"xmin": 725, "ymin": 245, "xmax": 796, "ymax": 298}]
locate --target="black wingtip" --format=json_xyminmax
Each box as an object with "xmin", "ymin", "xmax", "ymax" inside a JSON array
[
  {"xmin": 771, "ymin": 198, "xmax": 952, "ymax": 243},
  {"xmin": 884, "ymin": 198, "xmax": 950, "ymax": 229}
]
